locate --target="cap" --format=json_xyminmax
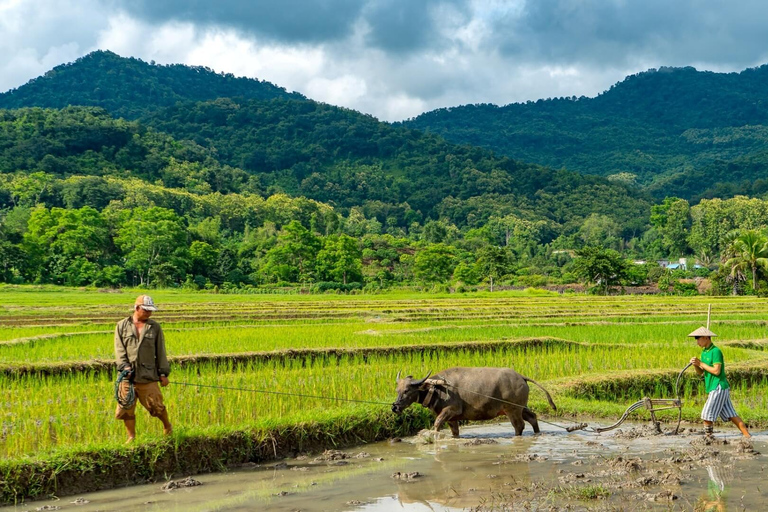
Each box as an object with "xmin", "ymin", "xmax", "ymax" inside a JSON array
[
  {"xmin": 134, "ymin": 295, "xmax": 159, "ymax": 311},
  {"xmin": 687, "ymin": 326, "xmax": 717, "ymax": 338}
]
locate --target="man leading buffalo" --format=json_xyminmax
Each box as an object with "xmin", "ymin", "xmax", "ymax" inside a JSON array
[{"xmin": 114, "ymin": 295, "xmax": 172, "ymax": 442}]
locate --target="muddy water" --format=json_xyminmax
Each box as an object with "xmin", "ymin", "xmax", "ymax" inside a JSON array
[{"xmin": 4, "ymin": 421, "xmax": 767, "ymax": 512}]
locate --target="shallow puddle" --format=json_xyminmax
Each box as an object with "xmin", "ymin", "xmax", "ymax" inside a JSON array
[{"xmin": 4, "ymin": 421, "xmax": 768, "ymax": 511}]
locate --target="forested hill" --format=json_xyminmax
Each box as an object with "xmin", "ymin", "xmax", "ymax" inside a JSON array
[
  {"xmin": 0, "ymin": 50, "xmax": 303, "ymax": 119},
  {"xmin": 404, "ymin": 65, "xmax": 768, "ymax": 197},
  {"xmin": 0, "ymin": 103, "xmax": 650, "ymax": 231},
  {"xmin": 138, "ymin": 97, "xmax": 651, "ymax": 227}
]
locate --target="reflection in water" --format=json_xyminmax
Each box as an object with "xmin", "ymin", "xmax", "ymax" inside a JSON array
[
  {"xmin": 395, "ymin": 439, "xmax": 534, "ymax": 509},
  {"xmin": 697, "ymin": 465, "xmax": 733, "ymax": 512}
]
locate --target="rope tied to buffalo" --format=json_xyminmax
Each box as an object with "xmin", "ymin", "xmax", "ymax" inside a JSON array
[
  {"xmin": 135, "ymin": 363, "xmax": 692, "ymax": 435},
  {"xmin": 174, "ymin": 378, "xmax": 588, "ymax": 433},
  {"xmin": 173, "ymin": 381, "xmax": 394, "ymax": 406}
]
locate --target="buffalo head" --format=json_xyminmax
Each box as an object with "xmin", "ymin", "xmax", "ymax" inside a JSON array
[{"xmin": 391, "ymin": 370, "xmax": 431, "ymax": 413}]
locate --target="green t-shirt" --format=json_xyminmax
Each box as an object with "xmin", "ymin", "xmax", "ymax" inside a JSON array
[{"xmin": 701, "ymin": 344, "xmax": 729, "ymax": 393}]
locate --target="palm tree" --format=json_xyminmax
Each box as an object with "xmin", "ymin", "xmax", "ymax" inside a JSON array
[
  {"xmin": 696, "ymin": 249, "xmax": 714, "ymax": 269},
  {"xmin": 724, "ymin": 230, "xmax": 768, "ymax": 291}
]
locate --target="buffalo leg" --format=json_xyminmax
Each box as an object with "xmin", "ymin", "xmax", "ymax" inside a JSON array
[
  {"xmin": 448, "ymin": 420, "xmax": 460, "ymax": 437},
  {"xmin": 433, "ymin": 407, "xmax": 460, "ymax": 437},
  {"xmin": 522, "ymin": 408, "xmax": 541, "ymax": 434},
  {"xmin": 504, "ymin": 408, "xmax": 525, "ymax": 436}
]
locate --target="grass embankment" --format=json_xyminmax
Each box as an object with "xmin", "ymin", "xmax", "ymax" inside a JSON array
[
  {"xmin": 0, "ymin": 337, "xmax": 581, "ymax": 376},
  {"xmin": 0, "ymin": 408, "xmax": 432, "ymax": 505},
  {"xmin": 3, "ymin": 290, "xmax": 768, "ymax": 503}
]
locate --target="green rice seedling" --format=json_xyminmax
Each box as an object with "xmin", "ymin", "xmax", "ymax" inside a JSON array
[{"xmin": 3, "ymin": 289, "xmax": 768, "ymax": 493}]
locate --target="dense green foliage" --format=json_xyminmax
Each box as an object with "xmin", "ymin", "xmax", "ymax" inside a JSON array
[
  {"xmin": 140, "ymin": 97, "xmax": 650, "ymax": 225},
  {"xmin": 0, "ymin": 50, "xmax": 302, "ymax": 118},
  {"xmin": 404, "ymin": 65, "xmax": 768, "ymax": 199},
  {"xmin": 0, "ymin": 102, "xmax": 656, "ymax": 290},
  {"xmin": 4, "ymin": 53, "xmax": 768, "ymax": 293}
]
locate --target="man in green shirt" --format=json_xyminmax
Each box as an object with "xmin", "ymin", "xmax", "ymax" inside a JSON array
[{"xmin": 689, "ymin": 327, "xmax": 750, "ymax": 437}]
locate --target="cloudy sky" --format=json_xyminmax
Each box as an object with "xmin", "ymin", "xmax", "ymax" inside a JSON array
[{"xmin": 2, "ymin": 0, "xmax": 768, "ymax": 121}]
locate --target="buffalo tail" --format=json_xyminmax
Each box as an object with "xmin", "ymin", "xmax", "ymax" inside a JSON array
[{"xmin": 523, "ymin": 377, "xmax": 557, "ymax": 411}]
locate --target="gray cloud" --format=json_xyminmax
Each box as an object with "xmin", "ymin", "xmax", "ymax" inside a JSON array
[
  {"xmin": 4, "ymin": 0, "xmax": 768, "ymax": 121},
  {"xmin": 104, "ymin": 0, "xmax": 768, "ymax": 69},
  {"xmin": 492, "ymin": 0, "xmax": 768, "ymax": 68},
  {"xmin": 361, "ymin": 0, "xmax": 469, "ymax": 53},
  {"xmin": 110, "ymin": 0, "xmax": 366, "ymax": 43},
  {"xmin": 111, "ymin": 0, "xmax": 474, "ymax": 54}
]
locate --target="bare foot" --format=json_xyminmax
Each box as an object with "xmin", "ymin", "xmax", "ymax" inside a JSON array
[
  {"xmin": 163, "ymin": 427, "xmax": 173, "ymax": 436},
  {"xmin": 125, "ymin": 436, "xmax": 135, "ymax": 444}
]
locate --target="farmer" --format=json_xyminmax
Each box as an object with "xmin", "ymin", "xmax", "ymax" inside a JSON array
[
  {"xmin": 688, "ymin": 327, "xmax": 750, "ymax": 437},
  {"xmin": 114, "ymin": 295, "xmax": 172, "ymax": 442}
]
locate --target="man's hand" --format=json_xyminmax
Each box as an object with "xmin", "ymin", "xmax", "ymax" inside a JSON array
[
  {"xmin": 690, "ymin": 357, "xmax": 701, "ymax": 368},
  {"xmin": 160, "ymin": 375, "xmax": 170, "ymax": 387}
]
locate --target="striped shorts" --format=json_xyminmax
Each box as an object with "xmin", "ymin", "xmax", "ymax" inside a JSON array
[{"xmin": 701, "ymin": 385, "xmax": 738, "ymax": 422}]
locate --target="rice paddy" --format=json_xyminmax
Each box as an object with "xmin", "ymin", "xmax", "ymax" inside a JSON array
[{"xmin": 2, "ymin": 288, "xmax": 768, "ymax": 504}]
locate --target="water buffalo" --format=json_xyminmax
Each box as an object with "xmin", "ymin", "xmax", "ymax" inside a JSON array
[{"xmin": 391, "ymin": 367, "xmax": 556, "ymax": 437}]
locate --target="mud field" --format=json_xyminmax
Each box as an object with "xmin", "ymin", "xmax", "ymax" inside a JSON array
[{"xmin": 3, "ymin": 420, "xmax": 765, "ymax": 512}]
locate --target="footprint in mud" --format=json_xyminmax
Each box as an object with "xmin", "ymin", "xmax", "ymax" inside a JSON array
[
  {"xmin": 462, "ymin": 438, "xmax": 499, "ymax": 446},
  {"xmin": 161, "ymin": 476, "xmax": 202, "ymax": 491},
  {"xmin": 392, "ymin": 471, "xmax": 422, "ymax": 481}
]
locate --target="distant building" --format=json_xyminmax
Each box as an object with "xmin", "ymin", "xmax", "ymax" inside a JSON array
[{"xmin": 658, "ymin": 258, "xmax": 687, "ymax": 270}]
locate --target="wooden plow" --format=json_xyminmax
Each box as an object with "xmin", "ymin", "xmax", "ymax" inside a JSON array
[
  {"xmin": 594, "ymin": 362, "xmax": 692, "ymax": 434},
  {"xmin": 594, "ymin": 305, "xmax": 712, "ymax": 435}
]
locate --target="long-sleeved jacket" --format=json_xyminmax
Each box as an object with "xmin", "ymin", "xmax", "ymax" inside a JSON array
[{"xmin": 114, "ymin": 317, "xmax": 170, "ymax": 384}]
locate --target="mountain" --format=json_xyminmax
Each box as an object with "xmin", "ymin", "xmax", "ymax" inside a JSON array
[
  {"xmin": 403, "ymin": 65, "xmax": 768, "ymax": 198},
  {"xmin": 0, "ymin": 50, "xmax": 303, "ymax": 119},
  {"xmin": 0, "ymin": 101, "xmax": 651, "ymax": 232},
  {"xmin": 0, "ymin": 51, "xmax": 652, "ymax": 233}
]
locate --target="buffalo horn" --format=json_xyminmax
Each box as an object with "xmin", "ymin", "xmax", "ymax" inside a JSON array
[
  {"xmin": 396, "ymin": 370, "xmax": 402, "ymax": 382},
  {"xmin": 411, "ymin": 370, "xmax": 432, "ymax": 387}
]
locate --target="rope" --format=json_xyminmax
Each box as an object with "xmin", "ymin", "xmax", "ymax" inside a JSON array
[
  {"xmin": 115, "ymin": 369, "xmax": 136, "ymax": 409},
  {"xmin": 174, "ymin": 380, "xmax": 589, "ymax": 432},
  {"xmin": 174, "ymin": 381, "xmax": 393, "ymax": 406},
  {"xmin": 439, "ymin": 382, "xmax": 593, "ymax": 433}
]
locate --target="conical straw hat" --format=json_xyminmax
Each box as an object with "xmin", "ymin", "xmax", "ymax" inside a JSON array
[{"xmin": 687, "ymin": 326, "xmax": 717, "ymax": 337}]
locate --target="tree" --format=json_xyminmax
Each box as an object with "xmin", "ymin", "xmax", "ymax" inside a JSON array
[
  {"xmin": 261, "ymin": 220, "xmax": 320, "ymax": 283},
  {"xmin": 22, "ymin": 206, "xmax": 109, "ymax": 284},
  {"xmin": 452, "ymin": 262, "xmax": 480, "ymax": 285},
  {"xmin": 577, "ymin": 213, "xmax": 622, "ymax": 250},
  {"xmin": 475, "ymin": 245, "xmax": 512, "ymax": 291},
  {"xmin": 0, "ymin": 239, "xmax": 23, "ymax": 282},
  {"xmin": 10, "ymin": 172, "xmax": 55, "ymax": 207},
  {"xmin": 414, "ymin": 243, "xmax": 456, "ymax": 284},
  {"xmin": 650, "ymin": 197, "xmax": 690, "ymax": 256},
  {"xmin": 724, "ymin": 230, "xmax": 768, "ymax": 291},
  {"xmin": 572, "ymin": 246, "xmax": 630, "ymax": 294},
  {"xmin": 115, "ymin": 207, "xmax": 189, "ymax": 287},
  {"xmin": 316, "ymin": 234, "xmax": 362, "ymax": 284},
  {"xmin": 190, "ymin": 240, "xmax": 219, "ymax": 278}
]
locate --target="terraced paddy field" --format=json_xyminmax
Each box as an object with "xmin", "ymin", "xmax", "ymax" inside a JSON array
[{"xmin": 2, "ymin": 288, "xmax": 768, "ymax": 505}]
